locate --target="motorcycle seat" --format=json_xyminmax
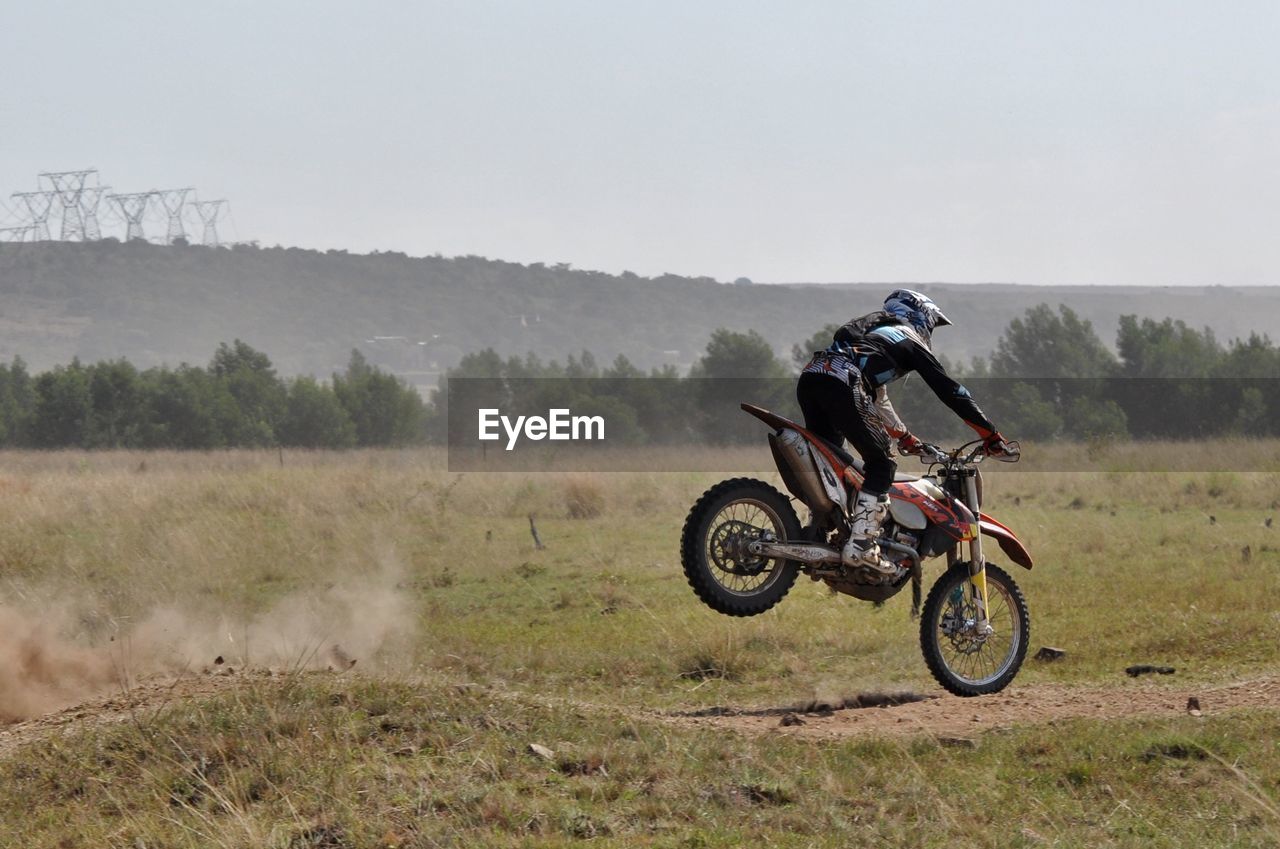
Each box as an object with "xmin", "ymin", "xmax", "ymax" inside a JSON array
[
  {"xmin": 739, "ymin": 404, "xmax": 921, "ymax": 483},
  {"xmin": 816, "ymin": 435, "xmax": 920, "ymax": 483},
  {"xmin": 813, "ymin": 433, "xmax": 856, "ymax": 467}
]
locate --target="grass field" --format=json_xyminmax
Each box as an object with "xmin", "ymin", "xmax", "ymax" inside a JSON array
[{"xmin": 0, "ymin": 444, "xmax": 1277, "ymax": 846}]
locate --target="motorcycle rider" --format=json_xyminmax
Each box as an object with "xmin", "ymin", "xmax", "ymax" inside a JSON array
[{"xmin": 797, "ymin": 289, "xmax": 1010, "ymax": 576}]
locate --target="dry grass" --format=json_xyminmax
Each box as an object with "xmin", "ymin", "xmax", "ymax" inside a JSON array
[
  {"xmin": 0, "ymin": 675, "xmax": 1277, "ymax": 848},
  {"xmin": 0, "ymin": 445, "xmax": 1276, "ymax": 701},
  {"xmin": 562, "ymin": 475, "xmax": 607, "ymax": 519},
  {"xmin": 0, "ymin": 444, "xmax": 1276, "ymax": 846}
]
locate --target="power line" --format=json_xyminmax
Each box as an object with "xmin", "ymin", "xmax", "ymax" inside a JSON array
[
  {"xmin": 0, "ymin": 225, "xmax": 34, "ymax": 243},
  {"xmin": 6, "ymin": 169, "xmax": 240, "ymax": 244},
  {"xmin": 0, "ymin": 196, "xmax": 25, "ymax": 227}
]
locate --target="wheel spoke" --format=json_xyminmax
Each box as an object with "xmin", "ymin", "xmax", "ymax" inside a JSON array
[
  {"xmin": 932, "ymin": 570, "xmax": 1023, "ymax": 688},
  {"xmin": 703, "ymin": 497, "xmax": 788, "ymax": 597}
]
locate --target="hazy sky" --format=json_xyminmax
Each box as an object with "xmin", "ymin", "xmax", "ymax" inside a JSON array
[{"xmin": 3, "ymin": 1, "xmax": 1278, "ymax": 284}]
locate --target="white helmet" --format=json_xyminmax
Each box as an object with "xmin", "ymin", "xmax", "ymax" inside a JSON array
[{"xmin": 884, "ymin": 289, "xmax": 951, "ymax": 335}]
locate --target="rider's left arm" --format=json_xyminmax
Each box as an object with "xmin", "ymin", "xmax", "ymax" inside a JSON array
[
  {"xmin": 901, "ymin": 341, "xmax": 997, "ymax": 437},
  {"xmin": 873, "ymin": 386, "xmax": 908, "ymax": 439}
]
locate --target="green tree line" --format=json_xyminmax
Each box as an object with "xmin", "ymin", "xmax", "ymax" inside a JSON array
[
  {"xmin": 0, "ymin": 304, "xmax": 1273, "ymax": 449},
  {"xmin": 439, "ymin": 304, "xmax": 1279, "ymax": 445},
  {"xmin": 0, "ymin": 341, "xmax": 427, "ymax": 449},
  {"xmin": 967, "ymin": 305, "xmax": 1279, "ymax": 440}
]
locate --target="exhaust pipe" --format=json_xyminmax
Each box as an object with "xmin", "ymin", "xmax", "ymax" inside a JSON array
[{"xmin": 769, "ymin": 429, "xmax": 839, "ymax": 514}]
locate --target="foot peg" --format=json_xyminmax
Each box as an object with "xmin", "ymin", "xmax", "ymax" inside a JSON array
[{"xmin": 842, "ymin": 537, "xmax": 898, "ymax": 576}]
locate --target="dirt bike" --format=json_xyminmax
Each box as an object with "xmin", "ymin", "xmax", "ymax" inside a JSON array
[{"xmin": 680, "ymin": 403, "xmax": 1033, "ymax": 696}]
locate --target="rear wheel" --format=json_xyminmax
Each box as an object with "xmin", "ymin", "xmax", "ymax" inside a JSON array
[
  {"xmin": 920, "ymin": 562, "xmax": 1029, "ymax": 696},
  {"xmin": 680, "ymin": 478, "xmax": 801, "ymax": 616}
]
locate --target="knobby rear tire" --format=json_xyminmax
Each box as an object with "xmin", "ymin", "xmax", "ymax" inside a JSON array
[
  {"xmin": 920, "ymin": 562, "xmax": 1029, "ymax": 696},
  {"xmin": 680, "ymin": 478, "xmax": 802, "ymax": 617}
]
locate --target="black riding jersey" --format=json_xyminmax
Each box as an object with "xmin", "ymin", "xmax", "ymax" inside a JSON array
[{"xmin": 803, "ymin": 314, "xmax": 996, "ymax": 437}]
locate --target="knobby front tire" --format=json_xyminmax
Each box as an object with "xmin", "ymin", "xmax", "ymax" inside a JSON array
[
  {"xmin": 680, "ymin": 478, "xmax": 801, "ymax": 617},
  {"xmin": 920, "ymin": 562, "xmax": 1029, "ymax": 696}
]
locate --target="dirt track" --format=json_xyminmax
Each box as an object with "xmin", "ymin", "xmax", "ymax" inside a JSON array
[
  {"xmin": 2, "ymin": 673, "xmax": 1279, "ymax": 759},
  {"xmin": 0, "ymin": 672, "xmax": 253, "ymax": 758},
  {"xmin": 670, "ymin": 675, "xmax": 1280, "ymax": 740}
]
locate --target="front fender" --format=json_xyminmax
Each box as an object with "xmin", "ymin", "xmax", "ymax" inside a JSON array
[{"xmin": 979, "ymin": 513, "xmax": 1033, "ymax": 569}]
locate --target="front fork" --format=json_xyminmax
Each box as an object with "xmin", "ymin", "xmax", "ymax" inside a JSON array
[{"xmin": 963, "ymin": 473, "xmax": 993, "ymax": 635}]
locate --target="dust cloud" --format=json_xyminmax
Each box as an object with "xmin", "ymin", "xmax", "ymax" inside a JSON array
[
  {"xmin": 0, "ymin": 553, "xmax": 419, "ymax": 724},
  {"xmin": 0, "ymin": 607, "xmax": 120, "ymax": 723}
]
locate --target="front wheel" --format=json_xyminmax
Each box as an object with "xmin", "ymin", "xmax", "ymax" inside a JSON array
[
  {"xmin": 680, "ymin": 478, "xmax": 801, "ymax": 617},
  {"xmin": 920, "ymin": 562, "xmax": 1029, "ymax": 696}
]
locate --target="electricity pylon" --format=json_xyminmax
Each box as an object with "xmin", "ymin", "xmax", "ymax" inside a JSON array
[
  {"xmin": 108, "ymin": 191, "xmax": 155, "ymax": 241},
  {"xmin": 193, "ymin": 199, "xmax": 228, "ymax": 246},
  {"xmin": 40, "ymin": 169, "xmax": 98, "ymax": 240},
  {"xmin": 79, "ymin": 185, "xmax": 109, "ymax": 241},
  {"xmin": 155, "ymin": 187, "xmax": 194, "ymax": 244},
  {"xmin": 0, "ymin": 226, "xmax": 33, "ymax": 243},
  {"xmin": 10, "ymin": 191, "xmax": 56, "ymax": 241}
]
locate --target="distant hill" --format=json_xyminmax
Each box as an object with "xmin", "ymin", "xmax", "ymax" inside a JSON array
[
  {"xmin": 790, "ymin": 281, "xmax": 1280, "ymax": 368},
  {"xmin": 1, "ymin": 241, "xmax": 1276, "ymax": 389}
]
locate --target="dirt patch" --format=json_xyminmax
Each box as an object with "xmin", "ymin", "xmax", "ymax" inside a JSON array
[
  {"xmin": 673, "ymin": 691, "xmax": 936, "ymax": 718},
  {"xmin": 4, "ymin": 673, "xmax": 1279, "ymax": 761},
  {"xmin": 670, "ymin": 675, "xmax": 1280, "ymax": 739},
  {"xmin": 0, "ymin": 671, "xmax": 250, "ymax": 758}
]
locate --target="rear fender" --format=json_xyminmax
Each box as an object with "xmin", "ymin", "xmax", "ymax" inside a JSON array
[
  {"xmin": 979, "ymin": 513, "xmax": 1033, "ymax": 569},
  {"xmin": 742, "ymin": 403, "xmax": 862, "ymax": 490},
  {"xmin": 741, "ymin": 403, "xmax": 797, "ymax": 431}
]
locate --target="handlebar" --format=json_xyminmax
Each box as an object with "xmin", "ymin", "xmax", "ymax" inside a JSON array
[
  {"xmin": 919, "ymin": 443, "xmax": 949, "ymax": 465},
  {"xmin": 916, "ymin": 438, "xmax": 1021, "ymax": 469}
]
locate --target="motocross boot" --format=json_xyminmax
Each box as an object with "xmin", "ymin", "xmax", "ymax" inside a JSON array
[{"xmin": 842, "ymin": 490, "xmax": 900, "ymax": 577}]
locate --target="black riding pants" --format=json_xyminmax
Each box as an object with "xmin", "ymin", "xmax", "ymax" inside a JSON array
[{"xmin": 796, "ymin": 371, "xmax": 896, "ymax": 496}]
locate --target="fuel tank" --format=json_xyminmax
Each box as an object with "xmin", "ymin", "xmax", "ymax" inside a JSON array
[{"xmin": 889, "ymin": 476, "xmax": 976, "ymax": 541}]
